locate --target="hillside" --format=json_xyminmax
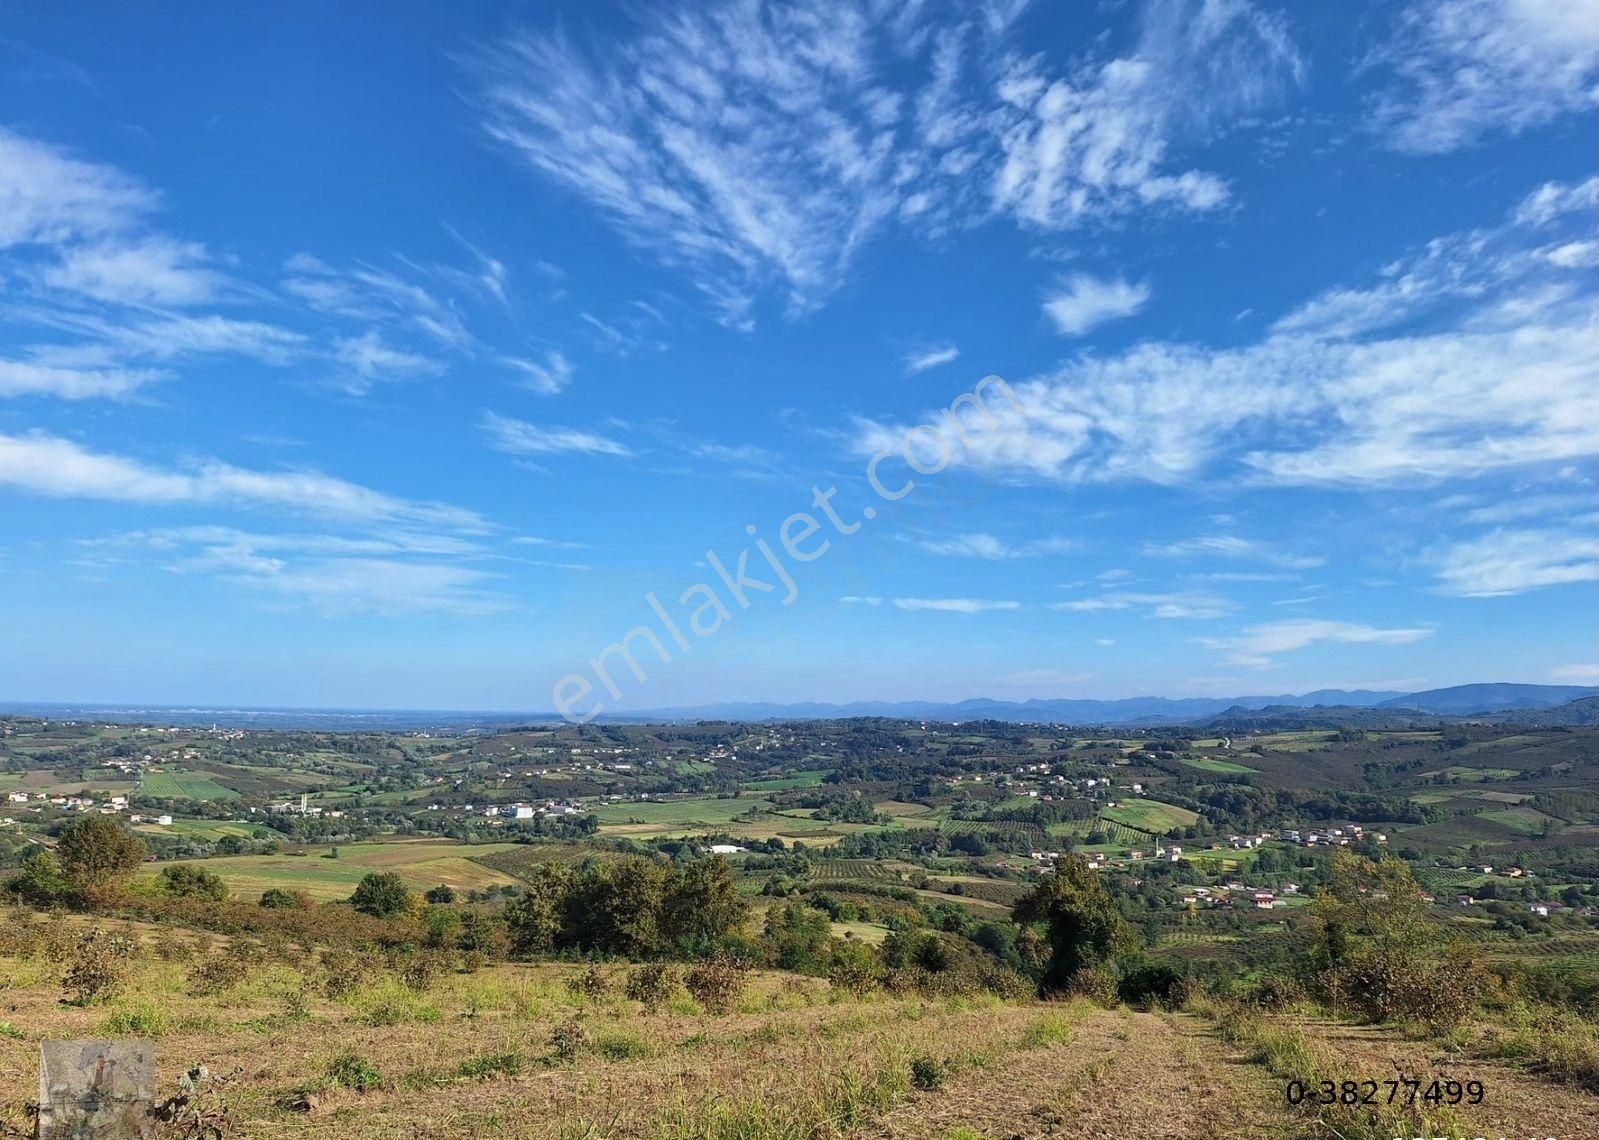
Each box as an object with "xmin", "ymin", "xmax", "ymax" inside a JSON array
[
  {"xmin": 0, "ymin": 924, "xmax": 1592, "ymax": 1140},
  {"xmin": 1378, "ymin": 683, "xmax": 1598, "ymax": 714}
]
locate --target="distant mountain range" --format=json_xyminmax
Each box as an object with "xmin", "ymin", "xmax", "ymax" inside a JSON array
[
  {"xmin": 636, "ymin": 683, "xmax": 1597, "ymax": 726},
  {"xmin": 3, "ymin": 683, "xmax": 1593, "ymax": 730}
]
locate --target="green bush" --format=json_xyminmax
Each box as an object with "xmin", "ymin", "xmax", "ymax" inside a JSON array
[
  {"xmin": 909, "ymin": 1055, "xmax": 943, "ymax": 1091},
  {"xmin": 327, "ymin": 1051, "xmax": 382, "ymax": 1092}
]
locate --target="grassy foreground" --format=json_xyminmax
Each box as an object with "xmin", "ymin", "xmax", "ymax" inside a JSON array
[{"xmin": 0, "ymin": 924, "xmax": 1593, "ymax": 1139}]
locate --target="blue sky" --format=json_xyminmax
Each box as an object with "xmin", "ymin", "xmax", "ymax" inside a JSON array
[{"xmin": 1, "ymin": 0, "xmax": 1595, "ymax": 714}]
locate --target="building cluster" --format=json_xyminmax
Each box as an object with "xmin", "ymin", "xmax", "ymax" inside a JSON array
[{"xmin": 1278, "ymin": 823, "xmax": 1387, "ymax": 846}]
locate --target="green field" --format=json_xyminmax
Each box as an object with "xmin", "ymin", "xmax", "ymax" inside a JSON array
[
  {"xmin": 1100, "ymin": 799, "xmax": 1201, "ymax": 833},
  {"xmin": 1180, "ymin": 756, "xmax": 1258, "ymax": 775},
  {"xmin": 744, "ymin": 769, "xmax": 829, "ymax": 790},
  {"xmin": 589, "ymin": 797, "xmax": 774, "ymax": 827},
  {"xmin": 139, "ymin": 770, "xmax": 240, "ymax": 800},
  {"xmin": 139, "ymin": 839, "xmax": 524, "ymax": 901}
]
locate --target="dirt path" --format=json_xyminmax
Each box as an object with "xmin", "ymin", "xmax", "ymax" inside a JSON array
[
  {"xmin": 856, "ymin": 1007, "xmax": 1284, "ymax": 1140},
  {"xmin": 1291, "ymin": 1016, "xmax": 1599, "ymax": 1139}
]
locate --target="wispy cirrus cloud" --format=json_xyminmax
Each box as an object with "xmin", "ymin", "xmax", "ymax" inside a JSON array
[
  {"xmin": 892, "ymin": 597, "xmax": 1021, "ymax": 613},
  {"xmin": 1051, "ymin": 590, "xmax": 1233, "ymax": 620},
  {"xmin": 1142, "ymin": 534, "xmax": 1322, "ymax": 569},
  {"xmin": 503, "ymin": 349, "xmax": 575, "ymax": 396},
  {"xmin": 479, "ymin": 411, "xmax": 633, "ymax": 458},
  {"xmin": 333, "ymin": 331, "xmax": 444, "ymax": 394},
  {"xmin": 1429, "ymin": 525, "xmax": 1599, "ymax": 597},
  {"xmin": 0, "ymin": 431, "xmax": 487, "ymax": 531},
  {"xmin": 1367, "ymin": 0, "xmax": 1599, "ymax": 154},
  {"xmin": 910, "ymin": 531, "xmax": 1076, "ymax": 559},
  {"xmin": 1201, "ymin": 618, "xmax": 1434, "ymax": 667},
  {"xmin": 904, "ymin": 344, "xmax": 960, "ymax": 375},
  {"xmin": 473, "ymin": 0, "xmax": 1300, "ymax": 325},
  {"xmin": 1042, "ymin": 274, "xmax": 1150, "ymax": 336}
]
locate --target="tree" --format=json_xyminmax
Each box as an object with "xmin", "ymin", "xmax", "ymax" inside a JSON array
[
  {"xmin": 503, "ymin": 863, "xmax": 572, "ymax": 957},
  {"xmin": 1309, "ymin": 847, "xmax": 1431, "ymax": 969},
  {"xmin": 349, "ymin": 871, "xmax": 413, "ymax": 918},
  {"xmin": 567, "ymin": 857, "xmax": 671, "ymax": 957},
  {"xmin": 662, "ymin": 857, "xmax": 747, "ymax": 953},
  {"xmin": 159, "ymin": 864, "xmax": 228, "ymax": 901},
  {"xmin": 425, "ymin": 883, "xmax": 457, "ymax": 904},
  {"xmin": 9, "ymin": 849, "xmax": 72, "ymax": 905},
  {"xmin": 56, "ymin": 817, "xmax": 146, "ymax": 891},
  {"xmin": 1012, "ymin": 855, "xmax": 1135, "ymax": 991}
]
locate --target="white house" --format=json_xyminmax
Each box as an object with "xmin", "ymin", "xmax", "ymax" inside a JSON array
[{"xmin": 708, "ymin": 844, "xmax": 746, "ymax": 855}]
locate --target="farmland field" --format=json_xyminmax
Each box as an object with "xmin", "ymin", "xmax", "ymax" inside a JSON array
[
  {"xmin": 140, "ymin": 769, "xmax": 240, "ymax": 800},
  {"xmin": 138, "ymin": 839, "xmax": 524, "ymax": 901},
  {"xmin": 1101, "ymin": 799, "xmax": 1200, "ymax": 833},
  {"xmin": 1181, "ymin": 756, "xmax": 1258, "ymax": 775}
]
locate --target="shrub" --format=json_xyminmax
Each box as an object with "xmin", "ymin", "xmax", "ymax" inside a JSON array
[
  {"xmin": 549, "ymin": 1019, "xmax": 590, "ymax": 1062},
  {"xmin": 327, "ymin": 1051, "xmax": 382, "ymax": 1092},
  {"xmin": 62, "ymin": 928, "xmax": 136, "ymax": 1006},
  {"xmin": 259, "ymin": 888, "xmax": 308, "ymax": 910},
  {"xmin": 159, "ymin": 864, "xmax": 228, "ymax": 901},
  {"xmin": 565, "ymin": 964, "xmax": 611, "ymax": 1001},
  {"xmin": 625, "ymin": 962, "xmax": 678, "ymax": 1014},
  {"xmin": 1062, "ymin": 966, "xmax": 1119, "ymax": 1009},
  {"xmin": 150, "ymin": 930, "xmax": 196, "ymax": 962},
  {"xmin": 684, "ymin": 952, "xmax": 749, "ymax": 1014},
  {"xmin": 187, "ymin": 952, "xmax": 249, "ymax": 997},
  {"xmin": 425, "ymin": 884, "xmax": 457, "ymax": 904},
  {"xmin": 400, "ymin": 949, "xmax": 454, "ymax": 992},
  {"xmin": 319, "ymin": 947, "xmax": 368, "ymax": 998},
  {"xmin": 909, "ymin": 1055, "xmax": 943, "ymax": 1091},
  {"xmin": 828, "ymin": 942, "xmax": 881, "ymax": 997}
]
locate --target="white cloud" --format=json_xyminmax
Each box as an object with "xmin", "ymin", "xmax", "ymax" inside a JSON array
[
  {"xmin": 839, "ymin": 595, "xmax": 884, "ymax": 606},
  {"xmin": 90, "ymin": 527, "xmax": 510, "ymax": 616},
  {"xmin": 41, "ymin": 236, "xmax": 227, "ymax": 306},
  {"xmin": 283, "ymin": 254, "xmax": 474, "ymax": 350},
  {"xmin": 912, "ymin": 531, "xmax": 1076, "ymax": 559},
  {"xmin": 994, "ymin": 0, "xmax": 1300, "ymax": 229},
  {"xmin": 1515, "ymin": 177, "xmax": 1599, "ymax": 227},
  {"xmin": 853, "ymin": 187, "xmax": 1598, "ymax": 490},
  {"xmin": 904, "ymin": 344, "xmax": 960, "ymax": 375},
  {"xmin": 1094, "ymin": 638, "xmax": 1116, "ymax": 646},
  {"xmin": 503, "ymin": 350, "xmax": 574, "ymax": 396},
  {"xmin": 0, "ymin": 128, "xmax": 152, "ymax": 249},
  {"xmin": 1051, "ymin": 590, "xmax": 1233, "ymax": 619},
  {"xmin": 0, "ymin": 431, "xmax": 487, "ymax": 530},
  {"xmin": 479, "ymin": 411, "xmax": 633, "ymax": 458},
  {"xmin": 1549, "ymin": 664, "xmax": 1599, "ymax": 685},
  {"xmin": 1042, "ymin": 274, "xmax": 1150, "ymax": 336},
  {"xmin": 1201, "ymin": 618, "xmax": 1434, "ymax": 667},
  {"xmin": 475, "ymin": 0, "xmax": 1299, "ymax": 323},
  {"xmin": 1142, "ymin": 534, "xmax": 1322, "ymax": 569},
  {"xmin": 1368, "ymin": 0, "xmax": 1599, "ymax": 154},
  {"xmin": 333, "ymin": 331, "xmax": 444, "ymax": 394},
  {"xmin": 0, "ymin": 359, "xmax": 161, "ymax": 400},
  {"xmin": 1430, "ymin": 526, "xmax": 1599, "ymax": 596},
  {"xmin": 892, "ymin": 597, "xmax": 1021, "ymax": 613}
]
